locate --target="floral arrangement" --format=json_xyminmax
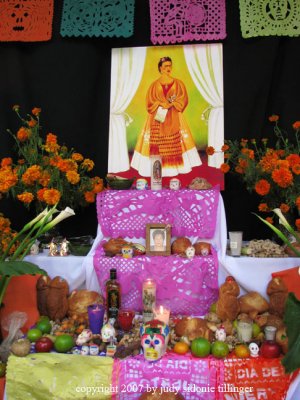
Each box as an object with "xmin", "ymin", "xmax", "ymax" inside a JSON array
[
  {"xmin": 0, "ymin": 214, "xmax": 17, "ymax": 258},
  {"xmin": 0, "ymin": 106, "xmax": 104, "ymax": 211},
  {"xmin": 207, "ymin": 115, "xmax": 300, "ymax": 228}
]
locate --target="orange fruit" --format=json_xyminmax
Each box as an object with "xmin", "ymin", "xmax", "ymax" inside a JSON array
[
  {"xmin": 173, "ymin": 341, "xmax": 189, "ymax": 355},
  {"xmin": 191, "ymin": 338, "xmax": 211, "ymax": 358},
  {"xmin": 211, "ymin": 341, "xmax": 229, "ymax": 359},
  {"xmin": 235, "ymin": 344, "xmax": 250, "ymax": 358}
]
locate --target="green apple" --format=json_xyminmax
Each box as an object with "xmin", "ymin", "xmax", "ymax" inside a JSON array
[{"xmin": 252, "ymin": 323, "xmax": 261, "ymax": 338}]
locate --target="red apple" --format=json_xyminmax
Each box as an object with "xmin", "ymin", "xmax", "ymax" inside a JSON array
[
  {"xmin": 260, "ymin": 340, "xmax": 281, "ymax": 359},
  {"xmin": 35, "ymin": 337, "xmax": 54, "ymax": 353}
]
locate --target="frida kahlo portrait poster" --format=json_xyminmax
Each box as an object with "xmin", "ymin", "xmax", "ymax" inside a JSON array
[{"xmin": 108, "ymin": 43, "xmax": 224, "ymax": 188}]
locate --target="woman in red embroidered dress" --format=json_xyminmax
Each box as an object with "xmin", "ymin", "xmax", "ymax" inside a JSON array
[{"xmin": 131, "ymin": 57, "xmax": 201, "ymax": 177}]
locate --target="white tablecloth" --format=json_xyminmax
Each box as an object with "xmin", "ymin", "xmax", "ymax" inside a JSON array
[
  {"xmin": 24, "ymin": 251, "xmax": 87, "ymax": 293},
  {"xmin": 220, "ymin": 254, "xmax": 300, "ymax": 296}
]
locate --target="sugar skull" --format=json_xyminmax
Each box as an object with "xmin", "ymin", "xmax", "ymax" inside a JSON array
[
  {"xmin": 215, "ymin": 326, "xmax": 226, "ymax": 342},
  {"xmin": 121, "ymin": 245, "xmax": 134, "ymax": 259},
  {"xmin": 185, "ymin": 246, "xmax": 195, "ymax": 259},
  {"xmin": 169, "ymin": 178, "xmax": 181, "ymax": 190},
  {"xmin": 76, "ymin": 329, "xmax": 93, "ymax": 346},
  {"xmin": 140, "ymin": 319, "xmax": 170, "ymax": 362},
  {"xmin": 80, "ymin": 345, "xmax": 90, "ymax": 356},
  {"xmin": 136, "ymin": 178, "xmax": 148, "ymax": 190},
  {"xmin": 101, "ymin": 322, "xmax": 116, "ymax": 343},
  {"xmin": 249, "ymin": 342, "xmax": 259, "ymax": 357}
]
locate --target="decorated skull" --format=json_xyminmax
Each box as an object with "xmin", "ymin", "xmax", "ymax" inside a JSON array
[
  {"xmin": 140, "ymin": 319, "xmax": 170, "ymax": 362},
  {"xmin": 76, "ymin": 329, "xmax": 93, "ymax": 346},
  {"xmin": 101, "ymin": 322, "xmax": 116, "ymax": 343},
  {"xmin": 121, "ymin": 245, "xmax": 134, "ymax": 259},
  {"xmin": 249, "ymin": 342, "xmax": 259, "ymax": 357},
  {"xmin": 215, "ymin": 326, "xmax": 226, "ymax": 342}
]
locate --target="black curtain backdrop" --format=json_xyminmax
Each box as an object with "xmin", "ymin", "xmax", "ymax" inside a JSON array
[{"xmin": 1, "ymin": 0, "xmax": 300, "ymax": 240}]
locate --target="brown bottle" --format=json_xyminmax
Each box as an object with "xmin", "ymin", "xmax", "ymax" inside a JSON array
[{"xmin": 105, "ymin": 268, "xmax": 121, "ymax": 319}]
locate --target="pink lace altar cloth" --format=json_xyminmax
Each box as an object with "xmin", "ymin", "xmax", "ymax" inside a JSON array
[
  {"xmin": 96, "ymin": 188, "xmax": 220, "ymax": 239},
  {"xmin": 149, "ymin": 0, "xmax": 226, "ymax": 45},
  {"xmin": 112, "ymin": 353, "xmax": 224, "ymax": 400},
  {"xmin": 94, "ymin": 244, "xmax": 219, "ymax": 315}
]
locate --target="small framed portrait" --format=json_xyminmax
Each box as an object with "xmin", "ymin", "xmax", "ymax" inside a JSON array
[{"xmin": 146, "ymin": 223, "xmax": 171, "ymax": 256}]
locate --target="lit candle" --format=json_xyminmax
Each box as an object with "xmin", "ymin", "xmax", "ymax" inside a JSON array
[
  {"xmin": 87, "ymin": 304, "xmax": 105, "ymax": 334},
  {"xmin": 153, "ymin": 305, "xmax": 170, "ymax": 325},
  {"xmin": 142, "ymin": 278, "xmax": 156, "ymax": 313}
]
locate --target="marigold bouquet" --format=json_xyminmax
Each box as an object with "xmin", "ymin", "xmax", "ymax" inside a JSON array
[
  {"xmin": 207, "ymin": 115, "xmax": 300, "ymax": 229},
  {"xmin": 0, "ymin": 106, "xmax": 104, "ymax": 211}
]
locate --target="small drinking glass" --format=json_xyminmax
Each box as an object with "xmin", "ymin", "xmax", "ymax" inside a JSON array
[{"xmin": 118, "ymin": 309, "xmax": 135, "ymax": 331}]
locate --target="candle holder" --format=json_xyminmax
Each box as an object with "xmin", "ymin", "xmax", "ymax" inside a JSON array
[
  {"xmin": 152, "ymin": 305, "xmax": 170, "ymax": 325},
  {"xmin": 142, "ymin": 278, "xmax": 156, "ymax": 322},
  {"xmin": 87, "ymin": 304, "xmax": 105, "ymax": 334},
  {"xmin": 237, "ymin": 321, "xmax": 253, "ymax": 342},
  {"xmin": 118, "ymin": 309, "xmax": 135, "ymax": 331}
]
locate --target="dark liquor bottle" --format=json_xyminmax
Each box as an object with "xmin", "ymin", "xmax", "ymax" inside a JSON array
[{"xmin": 105, "ymin": 268, "xmax": 121, "ymax": 319}]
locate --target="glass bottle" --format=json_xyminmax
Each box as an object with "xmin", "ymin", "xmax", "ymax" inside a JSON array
[{"xmin": 105, "ymin": 268, "xmax": 121, "ymax": 319}]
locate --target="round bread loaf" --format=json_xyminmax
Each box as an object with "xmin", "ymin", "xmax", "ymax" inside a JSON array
[
  {"xmin": 68, "ymin": 290, "xmax": 103, "ymax": 318},
  {"xmin": 171, "ymin": 237, "xmax": 192, "ymax": 255}
]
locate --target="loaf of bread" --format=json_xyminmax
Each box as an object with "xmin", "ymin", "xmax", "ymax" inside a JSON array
[
  {"xmin": 239, "ymin": 291, "xmax": 269, "ymax": 318},
  {"xmin": 194, "ymin": 242, "xmax": 211, "ymax": 256},
  {"xmin": 171, "ymin": 237, "xmax": 192, "ymax": 255},
  {"xmin": 175, "ymin": 317, "xmax": 212, "ymax": 341},
  {"xmin": 46, "ymin": 276, "xmax": 69, "ymax": 321},
  {"xmin": 267, "ymin": 277, "xmax": 288, "ymax": 317},
  {"xmin": 68, "ymin": 290, "xmax": 103, "ymax": 319},
  {"xmin": 36, "ymin": 275, "xmax": 51, "ymax": 316},
  {"xmin": 103, "ymin": 237, "xmax": 128, "ymax": 256}
]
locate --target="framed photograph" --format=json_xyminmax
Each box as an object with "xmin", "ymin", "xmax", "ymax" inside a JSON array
[{"xmin": 146, "ymin": 223, "xmax": 171, "ymax": 256}]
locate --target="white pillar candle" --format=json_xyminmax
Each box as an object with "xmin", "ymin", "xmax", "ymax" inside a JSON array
[{"xmin": 153, "ymin": 305, "xmax": 170, "ymax": 325}]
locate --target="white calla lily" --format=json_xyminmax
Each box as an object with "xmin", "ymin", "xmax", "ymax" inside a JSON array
[{"xmin": 41, "ymin": 207, "xmax": 75, "ymax": 233}]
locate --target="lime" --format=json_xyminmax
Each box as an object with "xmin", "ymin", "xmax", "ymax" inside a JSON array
[
  {"xmin": 36, "ymin": 319, "xmax": 52, "ymax": 334},
  {"xmin": 252, "ymin": 323, "xmax": 261, "ymax": 338},
  {"xmin": 54, "ymin": 334, "xmax": 75, "ymax": 353},
  {"xmin": 211, "ymin": 341, "xmax": 229, "ymax": 358},
  {"xmin": 209, "ymin": 303, "xmax": 217, "ymax": 313},
  {"xmin": 27, "ymin": 328, "xmax": 43, "ymax": 342},
  {"xmin": 38, "ymin": 316, "xmax": 50, "ymax": 322},
  {"xmin": 233, "ymin": 320, "xmax": 238, "ymax": 330},
  {"xmin": 191, "ymin": 338, "xmax": 211, "ymax": 358}
]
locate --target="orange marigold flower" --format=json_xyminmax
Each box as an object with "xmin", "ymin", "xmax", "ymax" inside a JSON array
[
  {"xmin": 49, "ymin": 155, "xmax": 62, "ymax": 167},
  {"xmin": 258, "ymin": 203, "xmax": 269, "ymax": 212},
  {"xmin": 28, "ymin": 118, "xmax": 37, "ymax": 128},
  {"xmin": 220, "ymin": 163, "xmax": 230, "ymax": 173},
  {"xmin": 32, "ymin": 107, "xmax": 41, "ymax": 116},
  {"xmin": 235, "ymin": 166, "xmax": 245, "ymax": 174},
  {"xmin": 269, "ymin": 115, "xmax": 279, "ymax": 122},
  {"xmin": 266, "ymin": 217, "xmax": 274, "ymax": 224},
  {"xmin": 286, "ymin": 154, "xmax": 300, "ymax": 167},
  {"xmin": 17, "ymin": 192, "xmax": 34, "ymax": 204},
  {"xmin": 92, "ymin": 176, "xmax": 104, "ymax": 193},
  {"xmin": 238, "ymin": 158, "xmax": 248, "ymax": 169},
  {"xmin": 292, "ymin": 164, "xmax": 300, "ymax": 175},
  {"xmin": 17, "ymin": 127, "xmax": 31, "ymax": 142},
  {"xmin": 276, "ymin": 149, "xmax": 285, "ymax": 157},
  {"xmin": 241, "ymin": 148, "xmax": 254, "ymax": 159},
  {"xmin": 296, "ymin": 219, "xmax": 300, "ymax": 231},
  {"xmin": 38, "ymin": 170, "xmax": 51, "ymax": 187},
  {"xmin": 296, "ymin": 196, "xmax": 300, "ymax": 210},
  {"xmin": 0, "ymin": 216, "xmax": 11, "ymax": 231},
  {"xmin": 292, "ymin": 121, "xmax": 300, "ymax": 130},
  {"xmin": 259, "ymin": 150, "xmax": 279, "ymax": 173},
  {"xmin": 66, "ymin": 171, "xmax": 80, "ymax": 184},
  {"xmin": 37, "ymin": 188, "xmax": 47, "ymax": 202},
  {"xmin": 255, "ymin": 179, "xmax": 271, "ymax": 196},
  {"xmin": 84, "ymin": 191, "xmax": 95, "ymax": 203},
  {"xmin": 240, "ymin": 139, "xmax": 248, "ymax": 147},
  {"xmin": 0, "ymin": 167, "xmax": 18, "ymax": 192},
  {"xmin": 18, "ymin": 159, "xmax": 25, "ymax": 165},
  {"xmin": 46, "ymin": 133, "xmax": 58, "ymax": 143},
  {"xmin": 57, "ymin": 159, "xmax": 77, "ymax": 173},
  {"xmin": 224, "ymin": 153, "xmax": 231, "ymax": 159},
  {"xmin": 221, "ymin": 144, "xmax": 229, "ymax": 152},
  {"xmin": 72, "ymin": 153, "xmax": 84, "ymax": 162},
  {"xmin": 43, "ymin": 188, "xmax": 61, "ymax": 205},
  {"xmin": 82, "ymin": 159, "xmax": 94, "ymax": 172},
  {"xmin": 279, "ymin": 203, "xmax": 290, "ymax": 213},
  {"xmin": 276, "ymin": 160, "xmax": 289, "ymax": 169},
  {"xmin": 44, "ymin": 133, "xmax": 60, "ymax": 153},
  {"xmin": 272, "ymin": 167, "xmax": 293, "ymax": 188},
  {"xmin": 206, "ymin": 146, "xmax": 215, "ymax": 156},
  {"xmin": 22, "ymin": 165, "xmax": 42, "ymax": 185},
  {"xmin": 1, "ymin": 158, "xmax": 12, "ymax": 168}
]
